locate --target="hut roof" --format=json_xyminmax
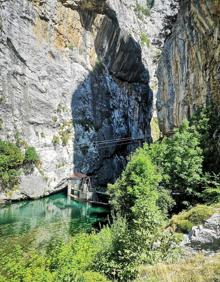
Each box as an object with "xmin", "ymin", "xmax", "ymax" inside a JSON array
[{"xmin": 69, "ymin": 172, "xmax": 88, "ymax": 180}]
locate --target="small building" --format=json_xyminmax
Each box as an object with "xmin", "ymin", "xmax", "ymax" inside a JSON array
[
  {"xmin": 67, "ymin": 172, "xmax": 110, "ymax": 206},
  {"xmin": 67, "ymin": 172, "xmax": 93, "ymax": 201}
]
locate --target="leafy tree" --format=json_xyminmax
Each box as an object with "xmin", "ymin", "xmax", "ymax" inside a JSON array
[
  {"xmin": 163, "ymin": 121, "xmax": 203, "ymax": 204},
  {"xmin": 146, "ymin": 121, "xmax": 204, "ymax": 208},
  {"xmin": 192, "ymin": 105, "xmax": 220, "ymax": 173},
  {"xmin": 108, "ymin": 147, "xmax": 162, "ymax": 220},
  {"xmin": 104, "ymin": 148, "xmax": 167, "ymax": 280}
]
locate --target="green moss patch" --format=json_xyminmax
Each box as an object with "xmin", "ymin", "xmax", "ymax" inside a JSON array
[{"xmin": 170, "ymin": 204, "xmax": 215, "ymax": 233}]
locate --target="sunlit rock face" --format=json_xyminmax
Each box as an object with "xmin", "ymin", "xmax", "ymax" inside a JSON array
[
  {"xmin": 0, "ymin": 0, "xmax": 175, "ymax": 199},
  {"xmin": 157, "ymin": 0, "xmax": 220, "ymax": 135},
  {"xmin": 0, "ymin": 0, "xmax": 177, "ymax": 199}
]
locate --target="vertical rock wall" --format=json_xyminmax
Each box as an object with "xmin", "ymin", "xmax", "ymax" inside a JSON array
[
  {"xmin": 0, "ymin": 0, "xmax": 175, "ymax": 199},
  {"xmin": 0, "ymin": 0, "xmax": 146, "ymax": 198},
  {"xmin": 157, "ymin": 0, "xmax": 220, "ymax": 135}
]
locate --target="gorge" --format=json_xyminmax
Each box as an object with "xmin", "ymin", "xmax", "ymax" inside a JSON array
[
  {"xmin": 0, "ymin": 0, "xmax": 180, "ymax": 200},
  {"xmin": 0, "ymin": 0, "xmax": 220, "ymax": 281}
]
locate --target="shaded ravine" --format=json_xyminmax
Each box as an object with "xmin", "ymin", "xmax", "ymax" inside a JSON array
[{"xmin": 71, "ymin": 6, "xmax": 153, "ymax": 187}]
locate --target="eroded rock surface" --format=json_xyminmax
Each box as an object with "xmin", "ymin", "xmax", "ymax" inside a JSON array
[
  {"xmin": 157, "ymin": 0, "xmax": 220, "ymax": 135},
  {"xmin": 0, "ymin": 0, "xmax": 175, "ymax": 199},
  {"xmin": 182, "ymin": 213, "xmax": 220, "ymax": 252}
]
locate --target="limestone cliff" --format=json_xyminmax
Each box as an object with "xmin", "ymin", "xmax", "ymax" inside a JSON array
[
  {"xmin": 0, "ymin": 0, "xmax": 175, "ymax": 199},
  {"xmin": 157, "ymin": 0, "xmax": 220, "ymax": 135}
]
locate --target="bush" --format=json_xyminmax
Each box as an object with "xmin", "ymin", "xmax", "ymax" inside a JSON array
[
  {"xmin": 157, "ymin": 188, "xmax": 175, "ymax": 215},
  {"xmin": 24, "ymin": 147, "xmax": 39, "ymax": 164},
  {"xmin": 0, "ymin": 140, "xmax": 24, "ymax": 189},
  {"xmin": 82, "ymin": 272, "xmax": 110, "ymax": 282},
  {"xmin": 94, "ymin": 217, "xmax": 138, "ymax": 281},
  {"xmin": 0, "ymin": 233, "xmax": 110, "ymax": 282}
]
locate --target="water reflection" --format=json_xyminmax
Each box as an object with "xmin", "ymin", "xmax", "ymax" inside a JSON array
[{"xmin": 0, "ymin": 192, "xmax": 108, "ymax": 250}]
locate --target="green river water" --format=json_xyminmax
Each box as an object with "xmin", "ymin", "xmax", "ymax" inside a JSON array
[{"xmin": 0, "ymin": 192, "xmax": 108, "ymax": 252}]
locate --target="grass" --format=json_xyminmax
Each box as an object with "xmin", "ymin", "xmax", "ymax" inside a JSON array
[
  {"xmin": 170, "ymin": 204, "xmax": 216, "ymax": 233},
  {"xmin": 137, "ymin": 253, "xmax": 220, "ymax": 282}
]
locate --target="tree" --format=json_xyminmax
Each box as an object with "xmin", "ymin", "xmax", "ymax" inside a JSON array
[
  {"xmin": 104, "ymin": 148, "xmax": 166, "ymax": 280},
  {"xmin": 108, "ymin": 147, "xmax": 162, "ymax": 220},
  {"xmin": 147, "ymin": 120, "xmax": 204, "ymax": 208}
]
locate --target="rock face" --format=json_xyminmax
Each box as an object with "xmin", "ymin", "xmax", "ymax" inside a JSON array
[
  {"xmin": 0, "ymin": 0, "xmax": 175, "ymax": 199},
  {"xmin": 182, "ymin": 213, "xmax": 220, "ymax": 252},
  {"xmin": 157, "ymin": 0, "xmax": 220, "ymax": 135}
]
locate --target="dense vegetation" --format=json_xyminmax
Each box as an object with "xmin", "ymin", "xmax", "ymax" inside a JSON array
[
  {"xmin": 0, "ymin": 140, "xmax": 24, "ymax": 190},
  {"xmin": 0, "ymin": 107, "xmax": 219, "ymax": 281},
  {"xmin": 0, "ymin": 140, "xmax": 39, "ymax": 190}
]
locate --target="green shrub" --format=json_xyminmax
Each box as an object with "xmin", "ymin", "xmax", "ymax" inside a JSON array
[
  {"xmin": 0, "ymin": 140, "xmax": 24, "ymax": 189},
  {"xmin": 0, "ymin": 233, "xmax": 110, "ymax": 282},
  {"xmin": 204, "ymin": 187, "xmax": 220, "ymax": 203},
  {"xmin": 82, "ymin": 272, "xmax": 110, "ymax": 282},
  {"xmin": 151, "ymin": 117, "xmax": 160, "ymax": 142},
  {"xmin": 52, "ymin": 115, "xmax": 58, "ymax": 123},
  {"xmin": 157, "ymin": 188, "xmax": 175, "ymax": 215},
  {"xmin": 108, "ymin": 146, "xmax": 162, "ymax": 219},
  {"xmin": 56, "ymin": 103, "xmax": 66, "ymax": 113},
  {"xmin": 24, "ymin": 147, "xmax": 39, "ymax": 164},
  {"xmin": 200, "ymin": 173, "xmax": 220, "ymax": 203},
  {"xmin": 175, "ymin": 220, "xmax": 194, "ymax": 233},
  {"xmin": 58, "ymin": 120, "xmax": 72, "ymax": 146}
]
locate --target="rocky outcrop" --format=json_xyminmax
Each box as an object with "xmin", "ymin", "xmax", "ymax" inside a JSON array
[
  {"xmin": 0, "ymin": 0, "xmax": 176, "ymax": 199},
  {"xmin": 182, "ymin": 213, "xmax": 220, "ymax": 252},
  {"xmin": 157, "ymin": 0, "xmax": 220, "ymax": 135}
]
